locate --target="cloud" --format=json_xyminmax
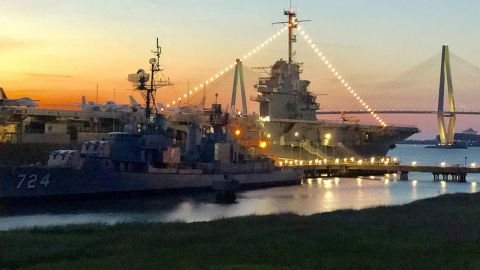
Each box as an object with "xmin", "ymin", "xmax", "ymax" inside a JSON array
[
  {"xmin": 0, "ymin": 38, "xmax": 23, "ymax": 50},
  {"xmin": 0, "ymin": 37, "xmax": 40, "ymax": 51},
  {"xmin": 24, "ymin": 73, "xmax": 75, "ymax": 79}
]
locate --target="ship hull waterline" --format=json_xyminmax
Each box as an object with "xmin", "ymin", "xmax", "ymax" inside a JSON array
[{"xmin": 0, "ymin": 166, "xmax": 302, "ymax": 201}]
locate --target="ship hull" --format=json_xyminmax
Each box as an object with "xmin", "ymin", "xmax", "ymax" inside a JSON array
[
  {"xmin": 261, "ymin": 118, "xmax": 418, "ymax": 159},
  {"xmin": 0, "ymin": 165, "xmax": 302, "ymax": 200}
]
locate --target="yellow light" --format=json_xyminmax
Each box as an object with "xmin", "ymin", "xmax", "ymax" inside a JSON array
[
  {"xmin": 471, "ymin": 163, "xmax": 477, "ymax": 168},
  {"xmin": 334, "ymin": 178, "xmax": 340, "ymax": 185},
  {"xmin": 324, "ymin": 180, "xmax": 332, "ymax": 189},
  {"xmin": 279, "ymin": 161, "xmax": 283, "ymax": 166},
  {"xmin": 441, "ymin": 162, "xmax": 446, "ymax": 167},
  {"xmin": 235, "ymin": 129, "xmax": 241, "ymax": 136},
  {"xmin": 335, "ymin": 158, "xmax": 340, "ymax": 164},
  {"xmin": 259, "ymin": 141, "xmax": 267, "ymax": 149},
  {"xmin": 301, "ymin": 28, "xmax": 387, "ymax": 127},
  {"xmin": 267, "ymin": 133, "xmax": 271, "ymax": 138},
  {"xmin": 350, "ymin": 157, "xmax": 355, "ymax": 162},
  {"xmin": 412, "ymin": 161, "xmax": 417, "ymax": 166},
  {"xmin": 357, "ymin": 178, "xmax": 363, "ymax": 186},
  {"xmin": 324, "ymin": 133, "xmax": 332, "ymax": 140}
]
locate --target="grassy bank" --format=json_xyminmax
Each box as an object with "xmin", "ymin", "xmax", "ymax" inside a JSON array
[{"xmin": 2, "ymin": 193, "xmax": 480, "ymax": 269}]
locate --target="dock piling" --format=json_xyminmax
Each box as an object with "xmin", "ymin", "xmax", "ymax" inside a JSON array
[{"xmin": 399, "ymin": 171, "xmax": 409, "ymax": 181}]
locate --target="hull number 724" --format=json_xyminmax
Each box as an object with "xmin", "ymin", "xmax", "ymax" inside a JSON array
[{"xmin": 16, "ymin": 174, "xmax": 50, "ymax": 190}]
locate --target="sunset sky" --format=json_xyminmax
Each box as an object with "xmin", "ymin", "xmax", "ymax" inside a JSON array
[{"xmin": 1, "ymin": 0, "xmax": 480, "ymax": 138}]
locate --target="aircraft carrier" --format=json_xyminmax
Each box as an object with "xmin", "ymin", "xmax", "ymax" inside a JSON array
[{"xmin": 229, "ymin": 8, "xmax": 418, "ymax": 161}]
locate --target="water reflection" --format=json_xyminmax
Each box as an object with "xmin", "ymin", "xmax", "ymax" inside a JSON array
[{"xmin": 0, "ymin": 177, "xmax": 478, "ymax": 230}]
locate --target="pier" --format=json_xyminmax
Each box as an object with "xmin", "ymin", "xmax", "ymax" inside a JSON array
[{"xmin": 284, "ymin": 161, "xmax": 479, "ymax": 182}]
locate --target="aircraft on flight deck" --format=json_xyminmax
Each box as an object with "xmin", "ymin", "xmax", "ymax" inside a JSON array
[
  {"xmin": 0, "ymin": 87, "xmax": 39, "ymax": 107},
  {"xmin": 81, "ymin": 95, "xmax": 143, "ymax": 112}
]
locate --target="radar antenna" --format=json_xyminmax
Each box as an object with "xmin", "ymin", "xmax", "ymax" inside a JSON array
[
  {"xmin": 128, "ymin": 38, "xmax": 173, "ymax": 120},
  {"xmin": 272, "ymin": 4, "xmax": 310, "ymax": 64}
]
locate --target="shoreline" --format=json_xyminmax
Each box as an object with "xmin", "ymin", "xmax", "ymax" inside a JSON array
[{"xmin": 2, "ymin": 192, "xmax": 480, "ymax": 269}]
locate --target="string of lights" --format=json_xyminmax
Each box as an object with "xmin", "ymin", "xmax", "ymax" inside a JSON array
[
  {"xmin": 297, "ymin": 26, "xmax": 387, "ymax": 127},
  {"xmin": 162, "ymin": 27, "xmax": 288, "ymax": 111}
]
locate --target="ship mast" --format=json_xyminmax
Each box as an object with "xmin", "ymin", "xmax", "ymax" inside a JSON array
[
  {"xmin": 273, "ymin": 5, "xmax": 309, "ymax": 64},
  {"xmin": 285, "ymin": 8, "xmax": 297, "ymax": 64},
  {"xmin": 147, "ymin": 38, "xmax": 173, "ymax": 120},
  {"xmin": 128, "ymin": 38, "xmax": 173, "ymax": 121}
]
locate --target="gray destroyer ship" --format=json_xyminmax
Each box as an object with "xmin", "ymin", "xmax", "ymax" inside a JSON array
[
  {"xmin": 0, "ymin": 41, "xmax": 301, "ymax": 201},
  {"xmin": 231, "ymin": 9, "xmax": 418, "ymax": 161}
]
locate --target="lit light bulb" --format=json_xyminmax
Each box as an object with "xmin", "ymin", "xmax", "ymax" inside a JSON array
[{"xmin": 300, "ymin": 27, "xmax": 387, "ymax": 126}]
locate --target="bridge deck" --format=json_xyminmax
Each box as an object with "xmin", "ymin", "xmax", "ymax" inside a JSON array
[{"xmin": 317, "ymin": 110, "xmax": 480, "ymax": 115}]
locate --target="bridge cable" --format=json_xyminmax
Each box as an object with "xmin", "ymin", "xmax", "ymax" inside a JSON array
[
  {"xmin": 297, "ymin": 26, "xmax": 387, "ymax": 127},
  {"xmin": 162, "ymin": 27, "xmax": 288, "ymax": 110}
]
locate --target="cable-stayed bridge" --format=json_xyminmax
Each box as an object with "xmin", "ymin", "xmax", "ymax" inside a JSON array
[{"xmin": 158, "ymin": 12, "xmax": 480, "ymax": 145}]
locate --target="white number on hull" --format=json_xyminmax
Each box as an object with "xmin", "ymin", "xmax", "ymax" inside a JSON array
[
  {"xmin": 16, "ymin": 174, "xmax": 50, "ymax": 189},
  {"xmin": 16, "ymin": 174, "xmax": 26, "ymax": 190},
  {"xmin": 27, "ymin": 175, "xmax": 37, "ymax": 189},
  {"xmin": 40, "ymin": 175, "xmax": 50, "ymax": 187}
]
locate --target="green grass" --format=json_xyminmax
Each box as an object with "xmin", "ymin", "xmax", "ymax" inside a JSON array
[{"xmin": 2, "ymin": 193, "xmax": 480, "ymax": 269}]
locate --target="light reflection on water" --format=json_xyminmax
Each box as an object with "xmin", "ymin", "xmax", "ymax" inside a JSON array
[
  {"xmin": 0, "ymin": 177, "xmax": 477, "ymax": 230},
  {"xmin": 1, "ymin": 145, "xmax": 480, "ymax": 230}
]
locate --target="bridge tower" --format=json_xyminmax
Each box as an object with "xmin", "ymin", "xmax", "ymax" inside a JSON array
[
  {"xmin": 437, "ymin": 45, "xmax": 456, "ymax": 145},
  {"xmin": 230, "ymin": 59, "xmax": 247, "ymax": 115}
]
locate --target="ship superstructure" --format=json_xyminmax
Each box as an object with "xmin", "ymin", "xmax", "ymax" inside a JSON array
[{"xmin": 242, "ymin": 8, "xmax": 419, "ymax": 160}]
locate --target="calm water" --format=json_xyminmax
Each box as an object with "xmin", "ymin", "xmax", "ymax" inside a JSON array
[{"xmin": 1, "ymin": 145, "xmax": 479, "ymax": 230}]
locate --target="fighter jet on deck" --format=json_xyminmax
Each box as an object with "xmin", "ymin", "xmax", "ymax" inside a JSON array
[
  {"xmin": 81, "ymin": 95, "xmax": 143, "ymax": 112},
  {"xmin": 0, "ymin": 87, "xmax": 38, "ymax": 107}
]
